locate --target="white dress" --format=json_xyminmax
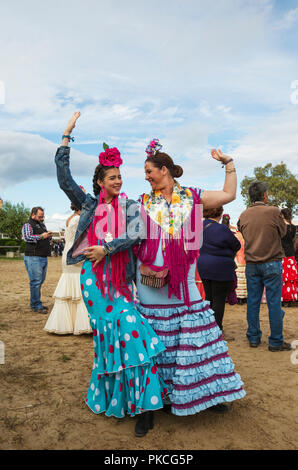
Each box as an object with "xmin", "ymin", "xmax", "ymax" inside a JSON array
[{"xmin": 44, "ymin": 214, "xmax": 92, "ymax": 335}]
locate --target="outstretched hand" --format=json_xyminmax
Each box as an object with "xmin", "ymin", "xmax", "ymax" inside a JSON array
[
  {"xmin": 65, "ymin": 111, "xmax": 81, "ymax": 134},
  {"xmin": 211, "ymin": 148, "xmax": 231, "ymax": 164}
]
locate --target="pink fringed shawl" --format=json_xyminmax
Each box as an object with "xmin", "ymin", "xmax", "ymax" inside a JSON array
[
  {"xmin": 87, "ymin": 193, "xmax": 132, "ymax": 302},
  {"xmin": 137, "ymin": 188, "xmax": 202, "ymax": 306}
]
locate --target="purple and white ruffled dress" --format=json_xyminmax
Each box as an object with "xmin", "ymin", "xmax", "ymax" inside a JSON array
[{"xmin": 136, "ymin": 186, "xmax": 246, "ymax": 416}]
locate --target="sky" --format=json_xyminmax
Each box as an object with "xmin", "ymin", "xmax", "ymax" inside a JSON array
[{"xmin": 0, "ymin": 0, "xmax": 298, "ymax": 231}]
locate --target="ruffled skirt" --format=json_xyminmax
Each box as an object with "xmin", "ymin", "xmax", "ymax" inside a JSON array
[
  {"xmin": 282, "ymin": 256, "xmax": 298, "ymax": 302},
  {"xmin": 81, "ymin": 261, "xmax": 169, "ymax": 418},
  {"xmin": 235, "ymin": 264, "xmax": 247, "ymax": 299},
  {"xmin": 138, "ymin": 299, "xmax": 246, "ymax": 416},
  {"xmin": 44, "ymin": 272, "xmax": 92, "ymax": 335}
]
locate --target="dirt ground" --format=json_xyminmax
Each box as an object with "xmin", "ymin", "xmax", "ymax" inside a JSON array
[{"xmin": 0, "ymin": 257, "xmax": 297, "ymax": 450}]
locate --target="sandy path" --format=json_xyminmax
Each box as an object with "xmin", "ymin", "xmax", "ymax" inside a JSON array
[{"xmin": 0, "ymin": 257, "xmax": 297, "ymax": 450}]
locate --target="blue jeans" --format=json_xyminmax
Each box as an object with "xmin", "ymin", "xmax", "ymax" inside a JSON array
[
  {"xmin": 24, "ymin": 256, "xmax": 48, "ymax": 310},
  {"xmin": 245, "ymin": 261, "xmax": 285, "ymax": 347}
]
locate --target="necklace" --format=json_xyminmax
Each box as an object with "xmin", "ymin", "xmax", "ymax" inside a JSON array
[{"xmin": 104, "ymin": 203, "xmax": 114, "ymax": 242}]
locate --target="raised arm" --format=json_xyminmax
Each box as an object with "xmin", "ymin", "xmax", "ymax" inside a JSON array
[
  {"xmin": 55, "ymin": 112, "xmax": 86, "ymax": 210},
  {"xmin": 201, "ymin": 149, "xmax": 237, "ymax": 209},
  {"xmin": 61, "ymin": 112, "xmax": 81, "ymax": 147}
]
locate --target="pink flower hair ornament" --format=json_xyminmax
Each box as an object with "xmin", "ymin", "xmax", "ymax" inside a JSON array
[
  {"xmin": 79, "ymin": 185, "xmax": 86, "ymax": 193},
  {"xmin": 98, "ymin": 142, "xmax": 123, "ymax": 167},
  {"xmin": 145, "ymin": 138, "xmax": 162, "ymax": 157}
]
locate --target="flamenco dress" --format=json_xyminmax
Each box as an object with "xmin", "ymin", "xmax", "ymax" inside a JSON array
[
  {"xmin": 281, "ymin": 224, "xmax": 298, "ymax": 303},
  {"xmin": 81, "ymin": 203, "xmax": 169, "ymax": 419},
  {"xmin": 44, "ymin": 215, "xmax": 92, "ymax": 335},
  {"xmin": 234, "ymin": 232, "xmax": 247, "ymax": 301},
  {"xmin": 136, "ymin": 184, "xmax": 246, "ymax": 416},
  {"xmin": 281, "ymin": 257, "xmax": 298, "ymax": 302}
]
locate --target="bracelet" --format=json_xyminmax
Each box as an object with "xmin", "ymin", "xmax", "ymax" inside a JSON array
[
  {"xmin": 225, "ymin": 168, "xmax": 236, "ymax": 174},
  {"xmin": 221, "ymin": 158, "xmax": 233, "ymax": 167},
  {"xmin": 102, "ymin": 245, "xmax": 109, "ymax": 255},
  {"xmin": 62, "ymin": 135, "xmax": 75, "ymax": 142}
]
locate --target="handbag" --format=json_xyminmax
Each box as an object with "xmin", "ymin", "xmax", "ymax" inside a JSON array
[{"xmin": 139, "ymin": 263, "xmax": 169, "ymax": 288}]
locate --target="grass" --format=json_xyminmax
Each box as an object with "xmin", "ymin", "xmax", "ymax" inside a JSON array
[{"xmin": 59, "ymin": 354, "xmax": 71, "ymax": 362}]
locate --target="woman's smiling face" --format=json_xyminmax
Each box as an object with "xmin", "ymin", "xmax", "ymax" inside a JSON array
[
  {"xmin": 97, "ymin": 167, "xmax": 122, "ymax": 200},
  {"xmin": 145, "ymin": 161, "xmax": 168, "ymax": 191}
]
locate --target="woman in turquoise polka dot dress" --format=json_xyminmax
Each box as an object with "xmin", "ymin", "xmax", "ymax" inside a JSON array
[
  {"xmin": 81, "ymin": 261, "xmax": 168, "ymax": 420},
  {"xmin": 55, "ymin": 112, "xmax": 168, "ymax": 437}
]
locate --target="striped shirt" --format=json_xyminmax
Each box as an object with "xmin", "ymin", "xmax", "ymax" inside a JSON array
[{"xmin": 22, "ymin": 223, "xmax": 42, "ymax": 243}]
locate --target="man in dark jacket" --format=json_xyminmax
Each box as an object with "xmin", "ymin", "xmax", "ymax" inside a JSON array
[
  {"xmin": 22, "ymin": 207, "xmax": 52, "ymax": 313},
  {"xmin": 239, "ymin": 182, "xmax": 291, "ymax": 352}
]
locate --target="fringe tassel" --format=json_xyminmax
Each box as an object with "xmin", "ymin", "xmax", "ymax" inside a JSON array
[
  {"xmin": 138, "ymin": 188, "xmax": 202, "ymax": 306},
  {"xmin": 87, "ymin": 196, "xmax": 133, "ymax": 303}
]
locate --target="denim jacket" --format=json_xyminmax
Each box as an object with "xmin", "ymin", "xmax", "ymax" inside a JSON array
[{"xmin": 55, "ymin": 146, "xmax": 143, "ymax": 283}]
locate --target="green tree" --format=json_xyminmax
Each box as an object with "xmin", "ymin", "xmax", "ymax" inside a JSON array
[
  {"xmin": 0, "ymin": 201, "xmax": 31, "ymax": 241},
  {"xmin": 240, "ymin": 162, "xmax": 298, "ymax": 214}
]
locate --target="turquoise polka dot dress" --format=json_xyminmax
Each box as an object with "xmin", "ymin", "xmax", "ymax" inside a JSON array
[{"xmin": 81, "ymin": 260, "xmax": 169, "ymax": 418}]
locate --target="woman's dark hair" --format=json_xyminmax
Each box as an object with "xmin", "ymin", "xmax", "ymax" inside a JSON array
[
  {"xmin": 222, "ymin": 214, "xmax": 230, "ymax": 226},
  {"xmin": 281, "ymin": 207, "xmax": 292, "ymax": 222},
  {"xmin": 70, "ymin": 204, "xmax": 80, "ymax": 212},
  {"xmin": 145, "ymin": 151, "xmax": 183, "ymax": 179},
  {"xmin": 248, "ymin": 181, "xmax": 268, "ymax": 203},
  {"xmin": 203, "ymin": 206, "xmax": 224, "ymax": 219},
  {"xmin": 93, "ymin": 164, "xmax": 118, "ymax": 196}
]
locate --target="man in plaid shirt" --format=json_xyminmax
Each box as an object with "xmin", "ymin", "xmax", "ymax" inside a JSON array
[{"xmin": 22, "ymin": 207, "xmax": 52, "ymax": 313}]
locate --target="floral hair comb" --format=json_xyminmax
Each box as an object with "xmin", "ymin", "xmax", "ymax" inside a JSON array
[
  {"xmin": 79, "ymin": 185, "xmax": 86, "ymax": 193},
  {"xmin": 99, "ymin": 142, "xmax": 123, "ymax": 167},
  {"xmin": 145, "ymin": 138, "xmax": 162, "ymax": 157}
]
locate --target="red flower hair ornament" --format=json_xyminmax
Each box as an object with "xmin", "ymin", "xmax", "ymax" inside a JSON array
[{"xmin": 98, "ymin": 142, "xmax": 123, "ymax": 167}]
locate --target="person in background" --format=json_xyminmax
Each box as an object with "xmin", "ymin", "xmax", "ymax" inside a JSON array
[
  {"xmin": 44, "ymin": 202, "xmax": 92, "ymax": 335},
  {"xmin": 280, "ymin": 208, "xmax": 298, "ymax": 307},
  {"xmin": 230, "ymin": 218, "xmax": 248, "ymax": 305},
  {"xmin": 295, "ymin": 236, "xmax": 298, "ymax": 265},
  {"xmin": 221, "ymin": 213, "xmax": 230, "ymax": 227},
  {"xmin": 197, "ymin": 207, "xmax": 241, "ymax": 332},
  {"xmin": 221, "ymin": 213, "xmax": 238, "ymax": 306},
  {"xmin": 58, "ymin": 241, "xmax": 64, "ymax": 256},
  {"xmin": 22, "ymin": 207, "xmax": 52, "ymax": 313},
  {"xmin": 238, "ymin": 182, "xmax": 292, "ymax": 352},
  {"xmin": 54, "ymin": 242, "xmax": 59, "ymax": 257}
]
